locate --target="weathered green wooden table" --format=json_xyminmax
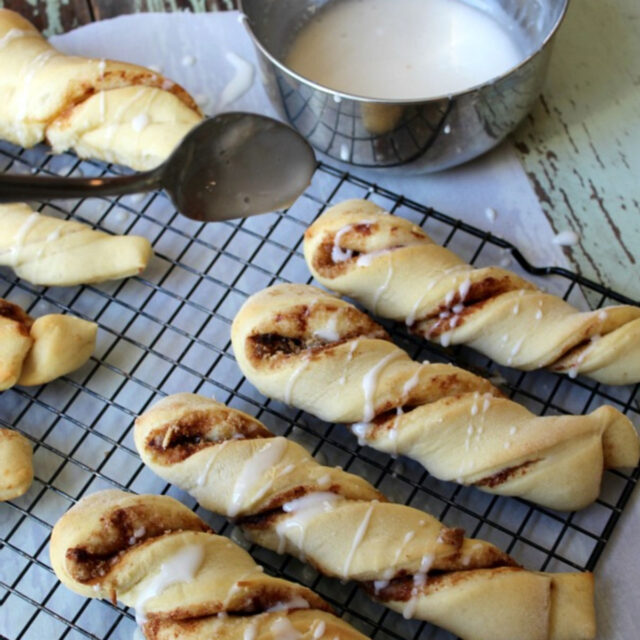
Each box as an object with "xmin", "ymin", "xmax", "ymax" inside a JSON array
[{"xmin": 3, "ymin": 0, "xmax": 639, "ymax": 298}]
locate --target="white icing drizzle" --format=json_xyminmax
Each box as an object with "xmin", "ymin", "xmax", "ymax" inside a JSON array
[
  {"xmin": 313, "ymin": 315, "xmax": 340, "ymax": 342},
  {"xmin": 131, "ymin": 113, "xmax": 150, "ymax": 132},
  {"xmin": 506, "ymin": 336, "xmax": 526, "ymax": 365},
  {"xmin": 342, "ymin": 502, "xmax": 375, "ymax": 576},
  {"xmin": 265, "ymin": 595, "xmax": 311, "ymax": 612},
  {"xmin": 284, "ymin": 356, "xmax": 311, "ymax": 405},
  {"xmin": 389, "ymin": 407, "xmax": 403, "ymax": 454},
  {"xmin": 331, "ymin": 224, "xmax": 355, "ymax": 263},
  {"xmin": 105, "ymin": 88, "xmax": 148, "ymax": 143},
  {"xmin": 361, "ymin": 352, "xmax": 402, "ymax": 421},
  {"xmin": 356, "ymin": 248, "xmax": 392, "ymax": 267},
  {"xmin": 12, "ymin": 212, "xmax": 40, "ymax": 260},
  {"xmin": 338, "ymin": 338, "xmax": 360, "ymax": 385},
  {"xmin": 270, "ymin": 617, "xmax": 302, "ymax": 640},
  {"xmin": 402, "ymin": 370, "xmax": 420, "ymax": 402},
  {"xmin": 552, "ymin": 230, "xmax": 580, "ymax": 246},
  {"xmin": 97, "ymin": 58, "xmax": 106, "ymax": 122},
  {"xmin": 598, "ymin": 310, "xmax": 608, "ymax": 322},
  {"xmin": 277, "ymin": 492, "xmax": 341, "ymax": 556},
  {"xmin": 372, "ymin": 258, "xmax": 394, "ymax": 312},
  {"xmin": 458, "ymin": 278, "xmax": 472, "ymax": 303},
  {"xmin": 135, "ymin": 544, "xmax": 205, "ymax": 624},
  {"xmin": 406, "ymin": 292, "xmax": 428, "ymax": 326},
  {"xmin": 316, "ymin": 473, "xmax": 331, "ymax": 489},
  {"xmin": 402, "ymin": 553, "xmax": 434, "ymax": 619},
  {"xmin": 196, "ymin": 441, "xmax": 229, "ymax": 487},
  {"xmin": 387, "ymin": 530, "xmax": 415, "ymax": 579},
  {"xmin": 352, "ymin": 421, "xmax": 372, "ymax": 446},
  {"xmin": 18, "ymin": 50, "xmax": 57, "ymax": 125},
  {"xmin": 313, "ymin": 620, "xmax": 327, "ymax": 639},
  {"xmin": 228, "ymin": 438, "xmax": 288, "ymax": 516},
  {"xmin": 0, "ymin": 28, "xmax": 39, "ymax": 50},
  {"xmin": 440, "ymin": 331, "xmax": 452, "ymax": 348},
  {"xmin": 243, "ymin": 619, "xmax": 259, "ymax": 640},
  {"xmin": 219, "ymin": 52, "xmax": 255, "ymax": 109}
]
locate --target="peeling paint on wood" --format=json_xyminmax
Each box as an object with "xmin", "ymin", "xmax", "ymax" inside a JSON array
[{"xmin": 512, "ymin": 0, "xmax": 640, "ymax": 299}]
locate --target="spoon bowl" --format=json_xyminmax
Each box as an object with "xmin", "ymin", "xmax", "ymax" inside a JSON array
[{"xmin": 0, "ymin": 113, "xmax": 317, "ymax": 222}]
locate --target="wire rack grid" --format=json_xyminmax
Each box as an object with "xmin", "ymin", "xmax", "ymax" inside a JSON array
[{"xmin": 0, "ymin": 139, "xmax": 638, "ymax": 640}]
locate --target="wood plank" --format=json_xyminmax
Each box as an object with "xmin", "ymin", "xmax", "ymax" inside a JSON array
[
  {"xmin": 512, "ymin": 0, "xmax": 640, "ymax": 299},
  {"xmin": 3, "ymin": 0, "xmax": 93, "ymax": 35},
  {"xmin": 90, "ymin": 0, "xmax": 236, "ymax": 20}
]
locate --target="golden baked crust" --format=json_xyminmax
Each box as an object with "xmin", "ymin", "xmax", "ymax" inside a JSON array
[
  {"xmin": 50, "ymin": 490, "xmax": 369, "ymax": 640},
  {"xmin": 0, "ymin": 297, "xmax": 96, "ymax": 390},
  {"xmin": 0, "ymin": 428, "xmax": 33, "ymax": 500},
  {"xmin": 303, "ymin": 199, "xmax": 640, "ymax": 385},
  {"xmin": 135, "ymin": 393, "xmax": 596, "ymax": 640},
  {"xmin": 230, "ymin": 284, "xmax": 639, "ymax": 511},
  {"xmin": 0, "ymin": 203, "xmax": 152, "ymax": 286},
  {"xmin": 0, "ymin": 9, "xmax": 202, "ymax": 170}
]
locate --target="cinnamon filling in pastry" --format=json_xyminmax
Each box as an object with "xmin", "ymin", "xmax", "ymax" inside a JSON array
[
  {"xmin": 366, "ymin": 564, "xmax": 521, "ymax": 603},
  {"xmin": 65, "ymin": 506, "xmax": 210, "ymax": 583},
  {"xmin": 145, "ymin": 411, "xmax": 270, "ymax": 463},
  {"xmin": 475, "ymin": 459, "xmax": 542, "ymax": 489},
  {"xmin": 0, "ymin": 299, "xmax": 33, "ymax": 334}
]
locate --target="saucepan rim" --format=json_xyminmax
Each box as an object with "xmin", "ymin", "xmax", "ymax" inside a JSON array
[{"xmin": 238, "ymin": 0, "xmax": 570, "ymax": 105}]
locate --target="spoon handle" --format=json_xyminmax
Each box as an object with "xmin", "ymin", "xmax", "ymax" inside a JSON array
[{"xmin": 0, "ymin": 169, "xmax": 162, "ymax": 203}]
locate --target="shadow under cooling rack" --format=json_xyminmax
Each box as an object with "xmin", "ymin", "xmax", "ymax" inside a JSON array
[{"xmin": 0, "ymin": 141, "xmax": 638, "ymax": 640}]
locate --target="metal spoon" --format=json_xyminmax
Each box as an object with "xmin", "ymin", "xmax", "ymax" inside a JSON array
[{"xmin": 0, "ymin": 113, "xmax": 316, "ymax": 222}]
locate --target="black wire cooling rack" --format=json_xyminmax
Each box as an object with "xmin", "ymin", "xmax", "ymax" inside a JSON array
[{"xmin": 0, "ymin": 139, "xmax": 638, "ymax": 640}]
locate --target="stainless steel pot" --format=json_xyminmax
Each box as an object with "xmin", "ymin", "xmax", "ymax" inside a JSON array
[{"xmin": 239, "ymin": 0, "xmax": 569, "ymax": 172}]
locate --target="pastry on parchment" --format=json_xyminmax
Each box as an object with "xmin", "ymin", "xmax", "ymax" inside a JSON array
[
  {"xmin": 0, "ymin": 203, "xmax": 152, "ymax": 286},
  {"xmin": 0, "ymin": 9, "xmax": 202, "ymax": 170},
  {"xmin": 135, "ymin": 393, "xmax": 596, "ymax": 640},
  {"xmin": 303, "ymin": 199, "xmax": 640, "ymax": 385},
  {"xmin": 0, "ymin": 297, "xmax": 96, "ymax": 390},
  {"xmin": 0, "ymin": 427, "xmax": 33, "ymax": 500},
  {"xmin": 231, "ymin": 284, "xmax": 639, "ymax": 511},
  {"xmin": 50, "ymin": 489, "xmax": 370, "ymax": 640}
]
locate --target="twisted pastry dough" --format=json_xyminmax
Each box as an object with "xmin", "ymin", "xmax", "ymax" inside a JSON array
[
  {"xmin": 0, "ymin": 297, "xmax": 96, "ymax": 389},
  {"xmin": 231, "ymin": 284, "xmax": 639, "ymax": 511},
  {"xmin": 0, "ymin": 9, "xmax": 202, "ymax": 170},
  {"xmin": 0, "ymin": 203, "xmax": 152, "ymax": 286},
  {"xmin": 0, "ymin": 427, "xmax": 32, "ymax": 500},
  {"xmin": 50, "ymin": 489, "xmax": 369, "ymax": 640},
  {"xmin": 135, "ymin": 393, "xmax": 596, "ymax": 640},
  {"xmin": 303, "ymin": 199, "xmax": 640, "ymax": 385}
]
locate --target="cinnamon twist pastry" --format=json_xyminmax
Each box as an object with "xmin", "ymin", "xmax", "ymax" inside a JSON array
[
  {"xmin": 50, "ymin": 489, "xmax": 369, "ymax": 640},
  {"xmin": 0, "ymin": 10, "xmax": 202, "ymax": 170},
  {"xmin": 0, "ymin": 427, "xmax": 32, "ymax": 500},
  {"xmin": 231, "ymin": 284, "xmax": 639, "ymax": 511},
  {"xmin": 0, "ymin": 203, "xmax": 152, "ymax": 286},
  {"xmin": 303, "ymin": 199, "xmax": 640, "ymax": 385},
  {"xmin": 135, "ymin": 393, "xmax": 596, "ymax": 640},
  {"xmin": 0, "ymin": 297, "xmax": 96, "ymax": 389}
]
